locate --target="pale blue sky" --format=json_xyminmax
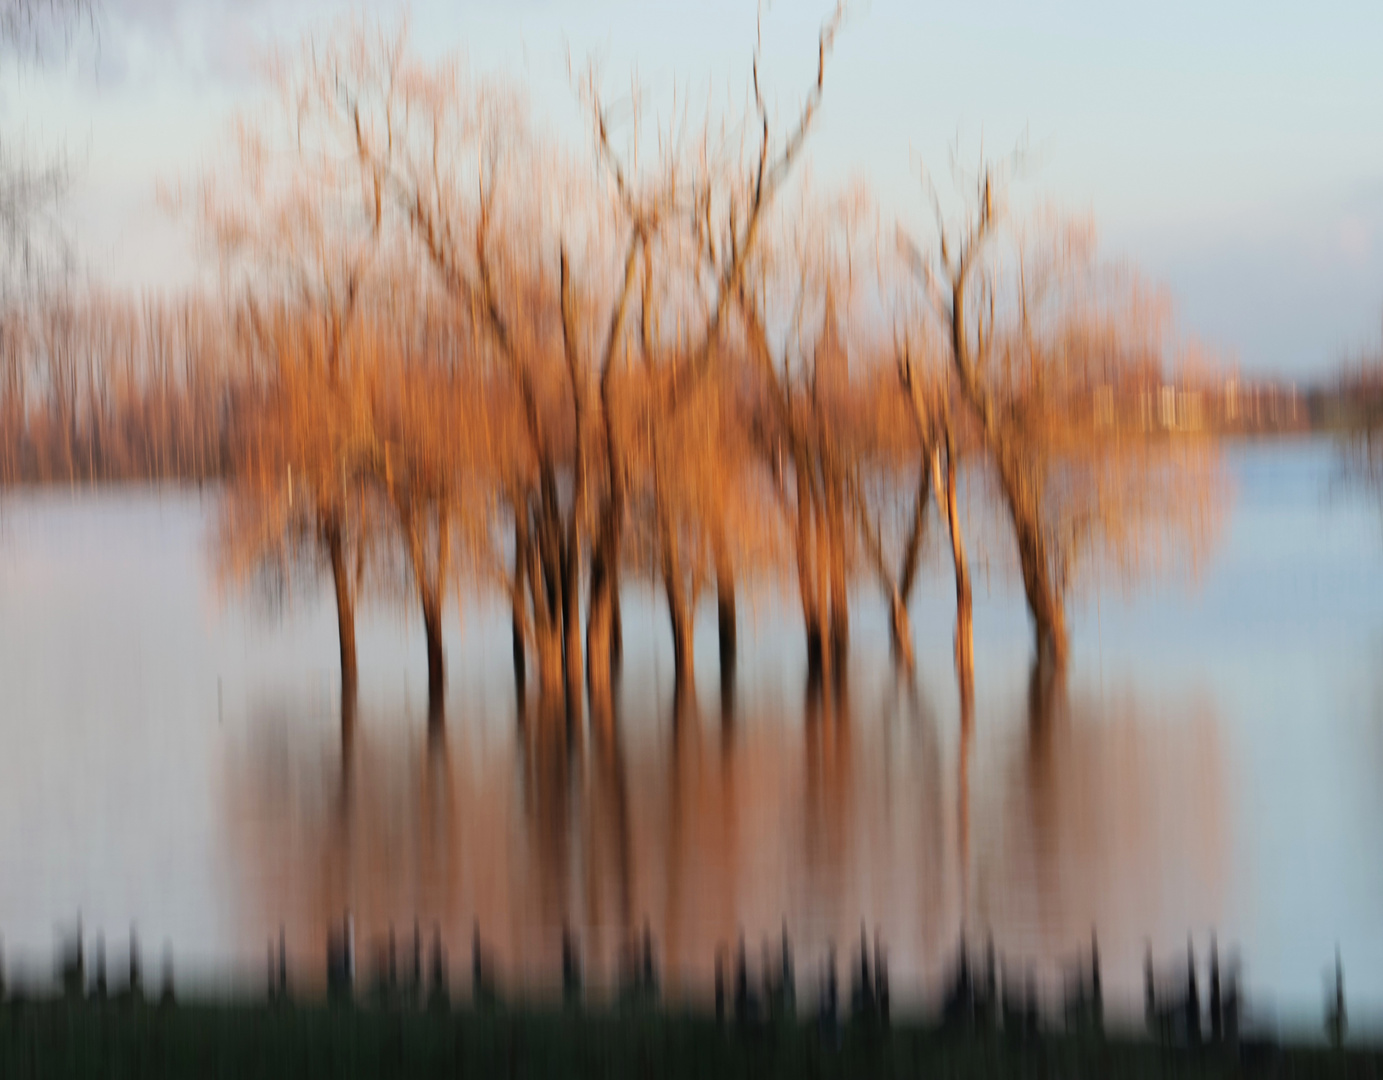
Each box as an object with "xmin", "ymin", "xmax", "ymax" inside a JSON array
[{"xmin": 5, "ymin": 0, "xmax": 1383, "ymax": 376}]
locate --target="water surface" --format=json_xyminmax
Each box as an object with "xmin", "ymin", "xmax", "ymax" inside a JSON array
[{"xmin": 0, "ymin": 441, "xmax": 1379, "ymax": 1030}]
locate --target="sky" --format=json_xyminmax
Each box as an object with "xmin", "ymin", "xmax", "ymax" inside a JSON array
[{"xmin": 4, "ymin": 0, "xmax": 1382, "ymax": 379}]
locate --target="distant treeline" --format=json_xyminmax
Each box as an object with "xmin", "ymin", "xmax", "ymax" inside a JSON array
[
  {"xmin": 0, "ymin": 294, "xmax": 236, "ymax": 484},
  {"xmin": 1311, "ymin": 369, "xmax": 1383, "ymax": 432}
]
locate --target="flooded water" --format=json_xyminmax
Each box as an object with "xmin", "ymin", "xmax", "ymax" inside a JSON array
[{"xmin": 0, "ymin": 439, "xmax": 1381, "ymax": 1030}]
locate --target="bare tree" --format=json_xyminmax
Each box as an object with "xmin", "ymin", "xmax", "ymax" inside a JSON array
[
  {"xmin": 294, "ymin": 9, "xmax": 845, "ymax": 721},
  {"xmin": 192, "ymin": 59, "xmax": 390, "ymax": 730},
  {"xmin": 299, "ymin": 27, "xmax": 586, "ymax": 719},
  {"xmin": 892, "ymin": 342, "xmax": 973, "ymax": 705},
  {"xmin": 734, "ymin": 182, "xmax": 880, "ymax": 689},
  {"xmin": 374, "ymin": 292, "xmax": 495, "ymax": 726},
  {"xmin": 902, "ymin": 160, "xmax": 1222, "ymax": 669}
]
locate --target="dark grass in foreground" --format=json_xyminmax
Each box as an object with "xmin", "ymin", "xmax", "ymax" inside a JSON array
[{"xmin": 0, "ymin": 1001, "xmax": 1376, "ymax": 1079}]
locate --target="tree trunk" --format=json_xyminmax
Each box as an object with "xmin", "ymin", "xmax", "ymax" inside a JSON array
[
  {"xmin": 585, "ymin": 529, "xmax": 624, "ymax": 706},
  {"xmin": 1026, "ymin": 651, "xmax": 1062, "ymax": 730},
  {"xmin": 670, "ymin": 602, "xmax": 695, "ymax": 700},
  {"xmin": 586, "ymin": 510, "xmax": 620, "ymax": 718},
  {"xmin": 422, "ymin": 589, "xmax": 445, "ymax": 729},
  {"xmin": 512, "ymin": 596, "xmax": 528, "ymax": 712},
  {"xmin": 796, "ymin": 463, "xmax": 825, "ymax": 687},
  {"xmin": 525, "ymin": 508, "xmax": 567, "ymax": 708},
  {"xmin": 813, "ymin": 496, "xmax": 833, "ymax": 684},
  {"xmin": 610, "ymin": 570, "xmax": 624, "ymax": 675},
  {"xmin": 534, "ymin": 625, "xmax": 565, "ymax": 706},
  {"xmin": 715, "ymin": 574, "xmax": 736, "ymax": 678},
  {"xmin": 949, "ymin": 270, "xmax": 1068, "ymax": 671},
  {"xmin": 996, "ymin": 452, "xmax": 1068, "ymax": 668},
  {"xmin": 1014, "ymin": 517, "xmax": 1067, "ymax": 668},
  {"xmin": 888, "ymin": 590, "xmax": 914, "ymax": 671},
  {"xmin": 512, "ymin": 515, "xmax": 530, "ymax": 709},
  {"xmin": 586, "ymin": 572, "xmax": 614, "ymax": 720},
  {"xmin": 325, "ymin": 515, "xmax": 358, "ymax": 735},
  {"xmin": 889, "ymin": 464, "xmax": 933, "ymax": 672},
  {"xmin": 562, "ymin": 541, "xmax": 584, "ymax": 728},
  {"xmin": 713, "ymin": 527, "xmax": 737, "ymax": 706},
  {"xmin": 826, "ymin": 483, "xmax": 849, "ymax": 671},
  {"xmin": 935, "ymin": 439, "xmax": 974, "ymax": 709},
  {"xmin": 717, "ymin": 579, "xmax": 736, "ymax": 718},
  {"xmin": 661, "ymin": 528, "xmax": 696, "ymax": 697}
]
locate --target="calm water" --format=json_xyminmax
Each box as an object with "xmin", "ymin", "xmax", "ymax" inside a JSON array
[{"xmin": 0, "ymin": 440, "xmax": 1380, "ymax": 1030}]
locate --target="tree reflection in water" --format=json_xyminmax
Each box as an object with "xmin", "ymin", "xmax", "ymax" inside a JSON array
[{"xmin": 225, "ymin": 663, "xmax": 1225, "ymax": 1007}]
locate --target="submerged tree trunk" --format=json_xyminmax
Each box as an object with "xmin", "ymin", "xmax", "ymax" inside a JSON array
[
  {"xmin": 594, "ymin": 373, "xmax": 626, "ymax": 689},
  {"xmin": 398, "ymin": 501, "xmax": 450, "ymax": 731},
  {"xmin": 934, "ymin": 436, "xmax": 974, "ymax": 708},
  {"xmin": 610, "ymin": 571, "xmax": 624, "ymax": 675},
  {"xmin": 712, "ymin": 524, "xmax": 736, "ymax": 710},
  {"xmin": 660, "ymin": 521, "xmax": 696, "ymax": 698},
  {"xmin": 586, "ymin": 508, "xmax": 621, "ymax": 720},
  {"xmin": 586, "ymin": 558, "xmax": 625, "ymax": 724},
  {"xmin": 890, "ymin": 465, "xmax": 935, "ymax": 671},
  {"xmin": 1026, "ymin": 649, "xmax": 1063, "ymax": 732},
  {"xmin": 512, "ymin": 512, "xmax": 530, "ymax": 709},
  {"xmin": 521, "ymin": 488, "xmax": 569, "ymax": 711},
  {"xmin": 715, "ymin": 566, "xmax": 736, "ymax": 678},
  {"xmin": 531, "ymin": 578, "xmax": 566, "ymax": 706},
  {"xmin": 948, "ymin": 270, "xmax": 1068, "ymax": 671},
  {"xmin": 995, "ymin": 451, "xmax": 1067, "ymax": 669},
  {"xmin": 534, "ymin": 627, "xmax": 565, "ymax": 705},
  {"xmin": 562, "ymin": 540, "xmax": 584, "ymax": 728},
  {"xmin": 825, "ymin": 482, "xmax": 849, "ymax": 671},
  {"xmin": 586, "ymin": 573, "xmax": 614, "ymax": 719},
  {"xmin": 421, "ymin": 590, "xmax": 445, "ymax": 728},
  {"xmin": 1014, "ymin": 518, "xmax": 1066, "ymax": 668},
  {"xmin": 512, "ymin": 581, "xmax": 528, "ymax": 714},
  {"xmin": 812, "ymin": 495, "xmax": 834, "ymax": 684},
  {"xmin": 796, "ymin": 461, "xmax": 826, "ymax": 687},
  {"xmin": 716, "ymin": 579, "xmax": 736, "ymax": 716},
  {"xmin": 325, "ymin": 514, "xmax": 358, "ymax": 735},
  {"xmin": 887, "ymin": 590, "xmax": 913, "ymax": 671}
]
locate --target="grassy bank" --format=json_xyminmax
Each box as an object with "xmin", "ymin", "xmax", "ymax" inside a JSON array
[{"xmin": 0, "ymin": 998, "xmax": 1371, "ymax": 1079}]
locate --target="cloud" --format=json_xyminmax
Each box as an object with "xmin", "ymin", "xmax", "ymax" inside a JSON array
[{"xmin": 83, "ymin": 0, "xmax": 354, "ymax": 89}]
